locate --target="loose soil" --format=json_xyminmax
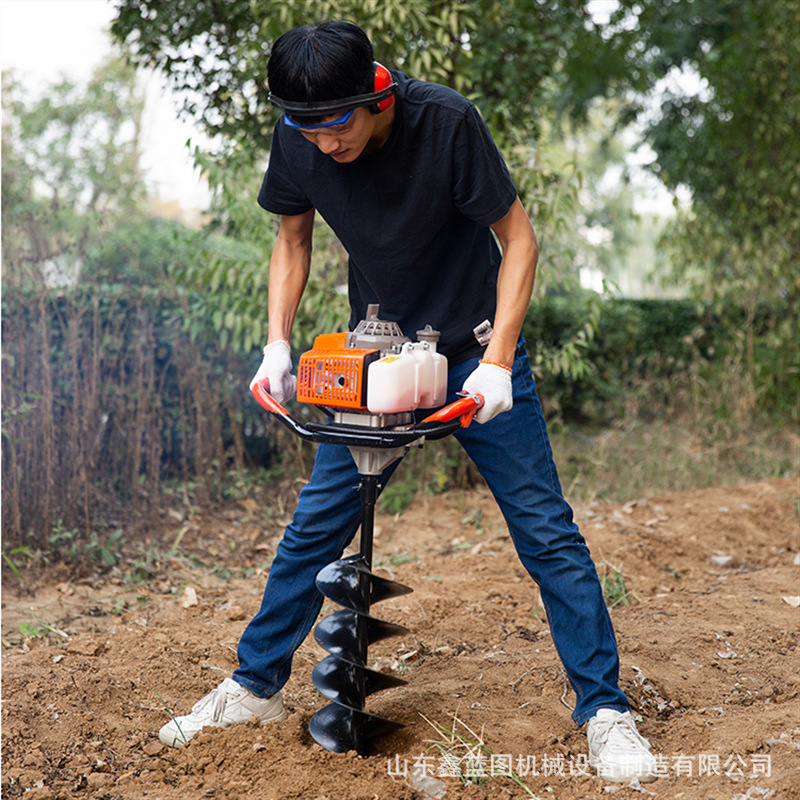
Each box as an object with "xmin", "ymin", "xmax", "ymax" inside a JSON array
[{"xmin": 3, "ymin": 477, "xmax": 799, "ymax": 800}]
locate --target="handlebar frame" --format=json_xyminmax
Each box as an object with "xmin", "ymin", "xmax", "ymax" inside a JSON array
[{"xmin": 251, "ymin": 379, "xmax": 482, "ymax": 450}]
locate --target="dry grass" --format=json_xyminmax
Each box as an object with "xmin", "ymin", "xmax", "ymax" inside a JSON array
[{"xmin": 551, "ymin": 419, "xmax": 799, "ymax": 505}]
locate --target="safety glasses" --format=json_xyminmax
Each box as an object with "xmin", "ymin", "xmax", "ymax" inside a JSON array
[{"xmin": 283, "ymin": 108, "xmax": 355, "ymax": 132}]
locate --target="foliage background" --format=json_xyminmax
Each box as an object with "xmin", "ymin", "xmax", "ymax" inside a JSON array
[{"xmin": 2, "ymin": 0, "xmax": 797, "ymax": 558}]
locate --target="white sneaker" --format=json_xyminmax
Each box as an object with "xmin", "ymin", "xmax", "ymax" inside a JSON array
[
  {"xmin": 158, "ymin": 678, "xmax": 287, "ymax": 748},
  {"xmin": 586, "ymin": 708, "xmax": 658, "ymax": 783}
]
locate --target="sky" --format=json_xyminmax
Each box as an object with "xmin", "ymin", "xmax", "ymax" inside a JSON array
[{"xmin": 1, "ymin": 0, "xmax": 210, "ymax": 213}]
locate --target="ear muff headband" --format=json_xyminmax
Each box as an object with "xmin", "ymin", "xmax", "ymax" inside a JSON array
[{"xmin": 268, "ymin": 62, "xmax": 397, "ymax": 116}]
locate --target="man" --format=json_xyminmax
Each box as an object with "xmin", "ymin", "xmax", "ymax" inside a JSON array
[{"xmin": 159, "ymin": 20, "xmax": 657, "ymax": 784}]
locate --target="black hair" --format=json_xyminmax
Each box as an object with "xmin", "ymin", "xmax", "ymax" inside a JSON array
[{"xmin": 268, "ymin": 21, "xmax": 375, "ymax": 125}]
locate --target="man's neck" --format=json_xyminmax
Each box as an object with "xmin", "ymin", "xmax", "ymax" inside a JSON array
[{"xmin": 363, "ymin": 106, "xmax": 396, "ymax": 155}]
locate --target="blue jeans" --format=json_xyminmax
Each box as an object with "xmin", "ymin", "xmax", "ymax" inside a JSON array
[{"xmin": 234, "ymin": 340, "xmax": 630, "ymax": 725}]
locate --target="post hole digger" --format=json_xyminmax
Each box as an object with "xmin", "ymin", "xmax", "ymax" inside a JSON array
[{"xmin": 251, "ymin": 305, "xmax": 483, "ymax": 755}]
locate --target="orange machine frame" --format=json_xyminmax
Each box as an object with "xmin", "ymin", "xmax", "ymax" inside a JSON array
[{"xmin": 296, "ymin": 332, "xmax": 380, "ymax": 410}]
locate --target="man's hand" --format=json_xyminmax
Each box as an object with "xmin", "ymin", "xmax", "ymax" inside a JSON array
[
  {"xmin": 461, "ymin": 360, "xmax": 513, "ymax": 423},
  {"xmin": 250, "ymin": 340, "xmax": 297, "ymax": 404}
]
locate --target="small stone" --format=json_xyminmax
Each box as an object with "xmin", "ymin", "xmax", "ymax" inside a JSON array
[
  {"xmin": 86, "ymin": 772, "xmax": 114, "ymax": 788},
  {"xmin": 143, "ymin": 741, "xmax": 165, "ymax": 756},
  {"xmin": 181, "ymin": 586, "xmax": 199, "ymax": 608}
]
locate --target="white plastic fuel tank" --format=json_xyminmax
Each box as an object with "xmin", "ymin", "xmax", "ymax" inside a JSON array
[
  {"xmin": 366, "ymin": 349, "xmax": 418, "ymax": 413},
  {"xmin": 409, "ymin": 342, "xmax": 447, "ymax": 408},
  {"xmin": 366, "ymin": 341, "xmax": 448, "ymax": 414}
]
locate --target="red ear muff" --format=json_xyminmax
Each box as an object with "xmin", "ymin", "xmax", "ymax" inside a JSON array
[{"xmin": 373, "ymin": 62, "xmax": 395, "ymax": 112}]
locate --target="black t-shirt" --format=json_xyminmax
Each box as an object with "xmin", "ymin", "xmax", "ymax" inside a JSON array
[{"xmin": 258, "ymin": 71, "xmax": 518, "ymax": 363}]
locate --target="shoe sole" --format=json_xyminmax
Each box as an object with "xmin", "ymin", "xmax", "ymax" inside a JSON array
[{"xmin": 159, "ymin": 706, "xmax": 288, "ymax": 748}]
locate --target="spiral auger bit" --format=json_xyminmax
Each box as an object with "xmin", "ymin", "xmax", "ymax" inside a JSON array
[
  {"xmin": 251, "ymin": 306, "xmax": 482, "ymax": 755},
  {"xmin": 309, "ymin": 471, "xmax": 412, "ymax": 754}
]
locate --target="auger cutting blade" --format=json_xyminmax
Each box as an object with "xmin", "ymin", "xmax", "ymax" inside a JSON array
[
  {"xmin": 309, "ymin": 703, "xmax": 404, "ymax": 755},
  {"xmin": 314, "ymin": 609, "xmax": 409, "ymax": 662},
  {"xmin": 315, "ymin": 558, "xmax": 412, "ymax": 613},
  {"xmin": 312, "ymin": 654, "xmax": 406, "ymax": 707}
]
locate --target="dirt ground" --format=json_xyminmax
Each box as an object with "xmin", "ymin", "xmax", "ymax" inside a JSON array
[{"xmin": 2, "ymin": 475, "xmax": 799, "ymax": 800}]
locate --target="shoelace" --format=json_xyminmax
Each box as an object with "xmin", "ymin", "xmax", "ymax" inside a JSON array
[
  {"xmin": 191, "ymin": 680, "xmax": 241, "ymax": 724},
  {"xmin": 594, "ymin": 714, "xmax": 651, "ymax": 752}
]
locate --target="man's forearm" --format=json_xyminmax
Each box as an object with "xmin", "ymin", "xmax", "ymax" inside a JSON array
[
  {"xmin": 267, "ymin": 214, "xmax": 314, "ymax": 343},
  {"xmin": 485, "ymin": 201, "xmax": 539, "ymax": 367},
  {"xmin": 484, "ymin": 254, "xmax": 537, "ymax": 365}
]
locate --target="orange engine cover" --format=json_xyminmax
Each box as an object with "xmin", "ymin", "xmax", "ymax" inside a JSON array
[{"xmin": 296, "ymin": 338, "xmax": 380, "ymax": 410}]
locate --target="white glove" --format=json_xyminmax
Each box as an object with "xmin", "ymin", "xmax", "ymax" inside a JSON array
[
  {"xmin": 250, "ymin": 340, "xmax": 297, "ymax": 404},
  {"xmin": 461, "ymin": 360, "xmax": 513, "ymax": 424}
]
